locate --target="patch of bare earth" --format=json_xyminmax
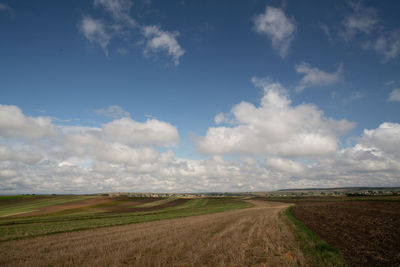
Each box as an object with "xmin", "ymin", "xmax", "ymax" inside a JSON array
[
  {"xmin": 0, "ymin": 200, "xmax": 304, "ymax": 267},
  {"xmin": 291, "ymin": 201, "xmax": 400, "ymax": 266}
]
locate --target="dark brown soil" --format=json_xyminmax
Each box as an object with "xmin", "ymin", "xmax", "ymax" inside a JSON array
[{"xmin": 291, "ymin": 201, "xmax": 400, "ymax": 266}]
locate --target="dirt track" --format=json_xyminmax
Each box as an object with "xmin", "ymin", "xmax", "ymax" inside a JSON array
[{"xmin": 0, "ymin": 200, "xmax": 304, "ymax": 267}]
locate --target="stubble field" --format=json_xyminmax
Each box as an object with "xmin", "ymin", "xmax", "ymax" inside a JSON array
[
  {"xmin": 2, "ymin": 194, "xmax": 398, "ymax": 266},
  {"xmin": 0, "ymin": 198, "xmax": 304, "ymax": 266}
]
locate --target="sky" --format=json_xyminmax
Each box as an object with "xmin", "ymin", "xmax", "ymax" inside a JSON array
[{"xmin": 1, "ymin": 0, "xmax": 400, "ymax": 194}]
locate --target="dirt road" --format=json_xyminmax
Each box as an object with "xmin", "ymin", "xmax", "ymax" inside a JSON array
[{"xmin": 0, "ymin": 200, "xmax": 304, "ymax": 267}]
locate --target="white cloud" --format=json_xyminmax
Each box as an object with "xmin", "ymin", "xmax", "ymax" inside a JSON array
[
  {"xmin": 265, "ymin": 157, "xmax": 305, "ymax": 174},
  {"xmin": 342, "ymin": 91, "xmax": 364, "ymax": 103},
  {"xmin": 143, "ymin": 25, "xmax": 185, "ymax": 65},
  {"xmin": 214, "ymin": 113, "xmax": 236, "ymax": 125},
  {"xmin": 196, "ymin": 79, "xmax": 354, "ymax": 157},
  {"xmin": 78, "ymin": 16, "xmax": 111, "ymax": 56},
  {"xmin": 295, "ymin": 62, "xmax": 343, "ymax": 92},
  {"xmin": 253, "ymin": 6, "xmax": 296, "ymax": 58},
  {"xmin": 1, "ymin": 104, "xmax": 399, "ymax": 194},
  {"xmin": 79, "ymin": 0, "xmax": 185, "ymax": 65},
  {"xmin": 330, "ymin": 1, "xmax": 400, "ymax": 62},
  {"xmin": 388, "ymin": 88, "xmax": 400, "ymax": 102},
  {"xmin": 0, "ymin": 105, "xmax": 57, "ymax": 140},
  {"xmin": 0, "ymin": 169, "xmax": 17, "ymax": 178},
  {"xmin": 364, "ymin": 30, "xmax": 400, "ymax": 62},
  {"xmin": 103, "ymin": 117, "xmax": 179, "ymax": 147},
  {"xmin": 340, "ymin": 1, "xmax": 379, "ymax": 41},
  {"xmin": 361, "ymin": 122, "xmax": 400, "ymax": 154},
  {"xmin": 0, "ymin": 145, "xmax": 42, "ymax": 165},
  {"xmin": 96, "ymin": 105, "xmax": 130, "ymax": 119},
  {"xmin": 94, "ymin": 0, "xmax": 136, "ymax": 27}
]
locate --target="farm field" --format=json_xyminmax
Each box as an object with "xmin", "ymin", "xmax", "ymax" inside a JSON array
[
  {"xmin": 0, "ymin": 195, "xmax": 96, "ymax": 217},
  {"xmin": 1, "ymin": 194, "xmax": 398, "ymax": 266},
  {"xmin": 0, "ymin": 195, "xmax": 250, "ymax": 242},
  {"xmin": 290, "ymin": 200, "xmax": 400, "ymax": 266},
  {"xmin": 0, "ymin": 199, "xmax": 304, "ymax": 266}
]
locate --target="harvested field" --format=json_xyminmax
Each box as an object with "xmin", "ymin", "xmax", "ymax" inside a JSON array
[
  {"xmin": 0, "ymin": 197, "xmax": 249, "ymax": 241},
  {"xmin": 0, "ymin": 195, "xmax": 95, "ymax": 217},
  {"xmin": 291, "ymin": 201, "xmax": 400, "ymax": 266},
  {"xmin": 0, "ymin": 200, "xmax": 304, "ymax": 267},
  {"xmin": 1, "ymin": 196, "xmax": 186, "ymax": 218},
  {"xmin": 11, "ymin": 196, "xmax": 113, "ymax": 217},
  {"xmin": 104, "ymin": 198, "xmax": 190, "ymax": 213}
]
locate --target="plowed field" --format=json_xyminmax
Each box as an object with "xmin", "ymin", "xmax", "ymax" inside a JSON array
[{"xmin": 291, "ymin": 201, "xmax": 400, "ymax": 266}]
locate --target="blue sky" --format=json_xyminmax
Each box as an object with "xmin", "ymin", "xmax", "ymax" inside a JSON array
[{"xmin": 1, "ymin": 0, "xmax": 400, "ymax": 193}]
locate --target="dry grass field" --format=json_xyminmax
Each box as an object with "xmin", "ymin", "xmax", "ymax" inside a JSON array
[{"xmin": 0, "ymin": 200, "xmax": 304, "ymax": 267}]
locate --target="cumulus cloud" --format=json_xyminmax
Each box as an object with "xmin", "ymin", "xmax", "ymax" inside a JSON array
[
  {"xmin": 388, "ymin": 88, "xmax": 400, "ymax": 102},
  {"xmin": 253, "ymin": 5, "xmax": 296, "ymax": 58},
  {"xmin": 143, "ymin": 25, "xmax": 185, "ymax": 66},
  {"xmin": 78, "ymin": 16, "xmax": 111, "ymax": 56},
  {"xmin": 340, "ymin": 1, "xmax": 379, "ymax": 41},
  {"xmin": 0, "ymin": 145, "xmax": 42, "ymax": 165},
  {"xmin": 363, "ymin": 30, "xmax": 400, "ymax": 62},
  {"xmin": 0, "ymin": 104, "xmax": 179, "ymax": 166},
  {"xmin": 265, "ymin": 157, "xmax": 305, "ymax": 174},
  {"xmin": 1, "ymin": 103, "xmax": 399, "ymax": 194},
  {"xmin": 361, "ymin": 122, "xmax": 400, "ymax": 154},
  {"xmin": 0, "ymin": 105, "xmax": 57, "ymax": 140},
  {"xmin": 103, "ymin": 117, "xmax": 179, "ymax": 147},
  {"xmin": 311, "ymin": 123, "xmax": 400, "ymax": 185},
  {"xmin": 96, "ymin": 105, "xmax": 130, "ymax": 119},
  {"xmin": 196, "ymin": 78, "xmax": 355, "ymax": 157},
  {"xmin": 295, "ymin": 62, "xmax": 343, "ymax": 92}
]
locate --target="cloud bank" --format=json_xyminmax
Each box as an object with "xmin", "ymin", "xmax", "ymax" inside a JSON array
[{"xmin": 1, "ymin": 79, "xmax": 399, "ymax": 193}]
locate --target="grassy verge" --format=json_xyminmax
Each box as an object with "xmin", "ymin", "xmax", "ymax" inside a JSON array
[
  {"xmin": 0, "ymin": 198, "xmax": 251, "ymax": 242},
  {"xmin": 285, "ymin": 206, "xmax": 346, "ymax": 267}
]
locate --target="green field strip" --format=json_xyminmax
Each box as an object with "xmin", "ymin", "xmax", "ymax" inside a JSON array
[
  {"xmin": 0, "ymin": 196, "xmax": 97, "ymax": 217},
  {"xmin": 0, "ymin": 198, "xmax": 251, "ymax": 242},
  {"xmin": 0, "ymin": 195, "xmax": 39, "ymax": 201}
]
